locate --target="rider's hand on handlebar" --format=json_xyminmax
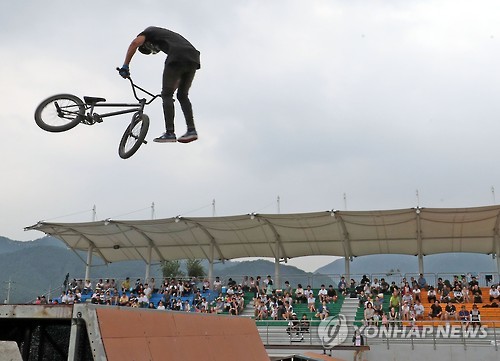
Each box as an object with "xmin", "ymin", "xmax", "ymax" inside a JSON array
[{"xmin": 118, "ymin": 65, "xmax": 130, "ymax": 79}]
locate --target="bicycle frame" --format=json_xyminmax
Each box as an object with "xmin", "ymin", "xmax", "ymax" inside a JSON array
[{"xmin": 83, "ymin": 77, "xmax": 161, "ymax": 122}]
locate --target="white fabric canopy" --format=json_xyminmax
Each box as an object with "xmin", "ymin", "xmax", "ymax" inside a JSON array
[{"xmin": 26, "ymin": 205, "xmax": 500, "ymax": 265}]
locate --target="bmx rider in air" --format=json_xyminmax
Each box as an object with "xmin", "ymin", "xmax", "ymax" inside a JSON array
[{"xmin": 119, "ymin": 26, "xmax": 200, "ymax": 143}]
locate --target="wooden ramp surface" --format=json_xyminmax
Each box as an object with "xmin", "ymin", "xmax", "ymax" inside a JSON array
[{"xmin": 96, "ymin": 308, "xmax": 269, "ymax": 361}]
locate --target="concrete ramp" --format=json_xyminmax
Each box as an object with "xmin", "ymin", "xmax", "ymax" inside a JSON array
[
  {"xmin": 95, "ymin": 307, "xmax": 269, "ymax": 361},
  {"xmin": 0, "ymin": 341, "xmax": 22, "ymax": 361}
]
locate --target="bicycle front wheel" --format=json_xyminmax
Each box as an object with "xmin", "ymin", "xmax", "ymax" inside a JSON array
[
  {"xmin": 34, "ymin": 94, "xmax": 85, "ymax": 132},
  {"xmin": 118, "ymin": 113, "xmax": 150, "ymax": 159}
]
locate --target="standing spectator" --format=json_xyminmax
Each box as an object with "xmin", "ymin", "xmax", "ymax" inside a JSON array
[
  {"xmin": 417, "ymin": 274, "xmax": 428, "ymax": 290},
  {"xmin": 283, "ymin": 281, "xmax": 292, "ymax": 295},
  {"xmin": 380, "ymin": 278, "xmax": 390, "ymax": 294},
  {"xmin": 338, "ymin": 276, "xmax": 347, "ymax": 295}
]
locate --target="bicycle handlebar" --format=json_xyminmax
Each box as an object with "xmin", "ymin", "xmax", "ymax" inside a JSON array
[{"xmin": 115, "ymin": 67, "xmax": 161, "ymax": 105}]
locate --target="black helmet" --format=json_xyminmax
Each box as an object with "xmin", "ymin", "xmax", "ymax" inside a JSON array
[{"xmin": 138, "ymin": 41, "xmax": 160, "ymax": 55}]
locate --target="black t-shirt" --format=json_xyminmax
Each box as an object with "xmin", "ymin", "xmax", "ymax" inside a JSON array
[{"xmin": 138, "ymin": 26, "xmax": 201, "ymax": 68}]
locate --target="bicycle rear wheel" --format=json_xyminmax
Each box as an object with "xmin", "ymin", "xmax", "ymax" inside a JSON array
[
  {"xmin": 118, "ymin": 113, "xmax": 150, "ymax": 159},
  {"xmin": 34, "ymin": 94, "xmax": 85, "ymax": 132}
]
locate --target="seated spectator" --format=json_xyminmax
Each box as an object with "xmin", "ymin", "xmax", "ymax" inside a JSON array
[
  {"xmin": 327, "ymin": 285, "xmax": 338, "ymax": 303},
  {"xmin": 442, "ymin": 301, "xmax": 458, "ymax": 321},
  {"xmin": 436, "ymin": 277, "xmax": 445, "ymax": 296},
  {"xmin": 414, "ymin": 299, "xmax": 425, "ymax": 320},
  {"xmin": 471, "ymin": 285, "xmax": 483, "ymax": 303},
  {"xmin": 373, "ymin": 295, "xmax": 384, "ymax": 312},
  {"xmin": 468, "ymin": 275, "xmax": 479, "ymax": 290},
  {"xmin": 453, "ymin": 286, "xmax": 464, "ymax": 303},
  {"xmin": 440, "ymin": 285, "xmax": 451, "ymax": 303},
  {"xmin": 417, "ymin": 274, "xmax": 428, "ymax": 290},
  {"xmin": 317, "ymin": 285, "xmax": 328, "ymax": 303},
  {"xmin": 284, "ymin": 300, "xmax": 294, "ymax": 320},
  {"xmin": 364, "ymin": 302, "xmax": 375, "ymax": 325},
  {"xmin": 119, "ymin": 292, "xmax": 129, "ymax": 306},
  {"xmin": 201, "ymin": 278, "xmax": 210, "ymax": 292},
  {"xmin": 401, "ymin": 301, "xmax": 410, "ymax": 321},
  {"xmin": 300, "ymin": 314, "xmax": 310, "ymax": 333},
  {"xmin": 388, "ymin": 306, "xmax": 399, "ymax": 325},
  {"xmin": 255, "ymin": 299, "xmax": 267, "ymax": 319},
  {"xmin": 95, "ymin": 279, "xmax": 104, "ymax": 293},
  {"xmin": 489, "ymin": 285, "xmax": 500, "ymax": 302},
  {"xmin": 380, "ymin": 278, "xmax": 390, "ymax": 294},
  {"xmin": 401, "ymin": 291, "xmax": 413, "ymax": 305},
  {"xmin": 428, "ymin": 300, "xmax": 442, "ymax": 319},
  {"xmin": 389, "ymin": 290, "xmax": 400, "ymax": 311},
  {"xmin": 458, "ymin": 305, "xmax": 470, "ymax": 329},
  {"xmin": 482, "ymin": 299, "xmax": 499, "ymax": 308},
  {"xmin": 427, "ymin": 286, "xmax": 437, "ymax": 303},
  {"xmin": 358, "ymin": 291, "xmax": 368, "ymax": 308},
  {"xmin": 213, "ymin": 276, "xmax": 222, "ymax": 294},
  {"xmin": 381, "ymin": 311, "xmax": 389, "ymax": 328},
  {"xmin": 361, "ymin": 274, "xmax": 371, "ymax": 286},
  {"xmin": 157, "ymin": 300, "xmax": 166, "ymax": 310},
  {"xmin": 270, "ymin": 303, "xmax": 278, "ymax": 319},
  {"xmin": 307, "ymin": 293, "xmax": 316, "ymax": 312},
  {"xmin": 470, "ymin": 304, "xmax": 481, "ymax": 327},
  {"xmin": 412, "ymin": 285, "xmax": 421, "ymax": 302},
  {"xmin": 121, "ymin": 277, "xmax": 131, "ymax": 293},
  {"xmin": 211, "ymin": 297, "xmax": 224, "ymax": 314},
  {"xmin": 294, "ymin": 284, "xmax": 307, "ymax": 304},
  {"xmin": 371, "ymin": 278, "xmax": 381, "ymax": 295},
  {"xmin": 315, "ymin": 301, "xmax": 330, "ymax": 320},
  {"xmin": 286, "ymin": 313, "xmax": 302, "ymax": 339},
  {"xmin": 83, "ymin": 279, "xmax": 93, "ymax": 295},
  {"xmin": 241, "ymin": 276, "xmax": 249, "ymax": 292}
]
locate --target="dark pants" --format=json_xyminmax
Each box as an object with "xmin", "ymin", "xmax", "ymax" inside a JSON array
[{"xmin": 161, "ymin": 62, "xmax": 197, "ymax": 133}]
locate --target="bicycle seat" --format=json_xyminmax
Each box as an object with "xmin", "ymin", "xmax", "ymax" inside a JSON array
[{"xmin": 84, "ymin": 96, "xmax": 106, "ymax": 104}]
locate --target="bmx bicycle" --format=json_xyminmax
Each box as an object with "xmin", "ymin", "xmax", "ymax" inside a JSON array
[{"xmin": 34, "ymin": 70, "xmax": 161, "ymax": 159}]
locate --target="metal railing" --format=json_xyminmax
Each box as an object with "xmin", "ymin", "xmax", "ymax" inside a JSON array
[{"xmin": 255, "ymin": 319, "xmax": 500, "ymax": 351}]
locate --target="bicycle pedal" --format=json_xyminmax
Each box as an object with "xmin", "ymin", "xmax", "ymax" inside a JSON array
[{"xmin": 93, "ymin": 114, "xmax": 103, "ymax": 123}]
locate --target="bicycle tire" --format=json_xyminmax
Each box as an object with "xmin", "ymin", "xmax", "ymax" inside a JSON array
[
  {"xmin": 118, "ymin": 113, "xmax": 150, "ymax": 159},
  {"xmin": 34, "ymin": 94, "xmax": 85, "ymax": 132}
]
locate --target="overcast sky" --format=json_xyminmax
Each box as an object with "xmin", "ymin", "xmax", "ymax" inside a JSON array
[{"xmin": 2, "ymin": 1, "xmax": 500, "ymax": 272}]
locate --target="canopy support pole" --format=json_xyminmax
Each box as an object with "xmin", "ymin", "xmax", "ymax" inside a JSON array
[
  {"xmin": 344, "ymin": 257, "xmax": 350, "ymax": 280},
  {"xmin": 145, "ymin": 244, "xmax": 152, "ymax": 282},
  {"xmin": 208, "ymin": 241, "xmax": 214, "ymax": 286},
  {"xmin": 85, "ymin": 245, "xmax": 93, "ymax": 281},
  {"xmin": 274, "ymin": 240, "xmax": 280, "ymax": 290},
  {"xmin": 418, "ymin": 254, "xmax": 424, "ymax": 275},
  {"xmin": 416, "ymin": 207, "xmax": 424, "ymax": 274}
]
